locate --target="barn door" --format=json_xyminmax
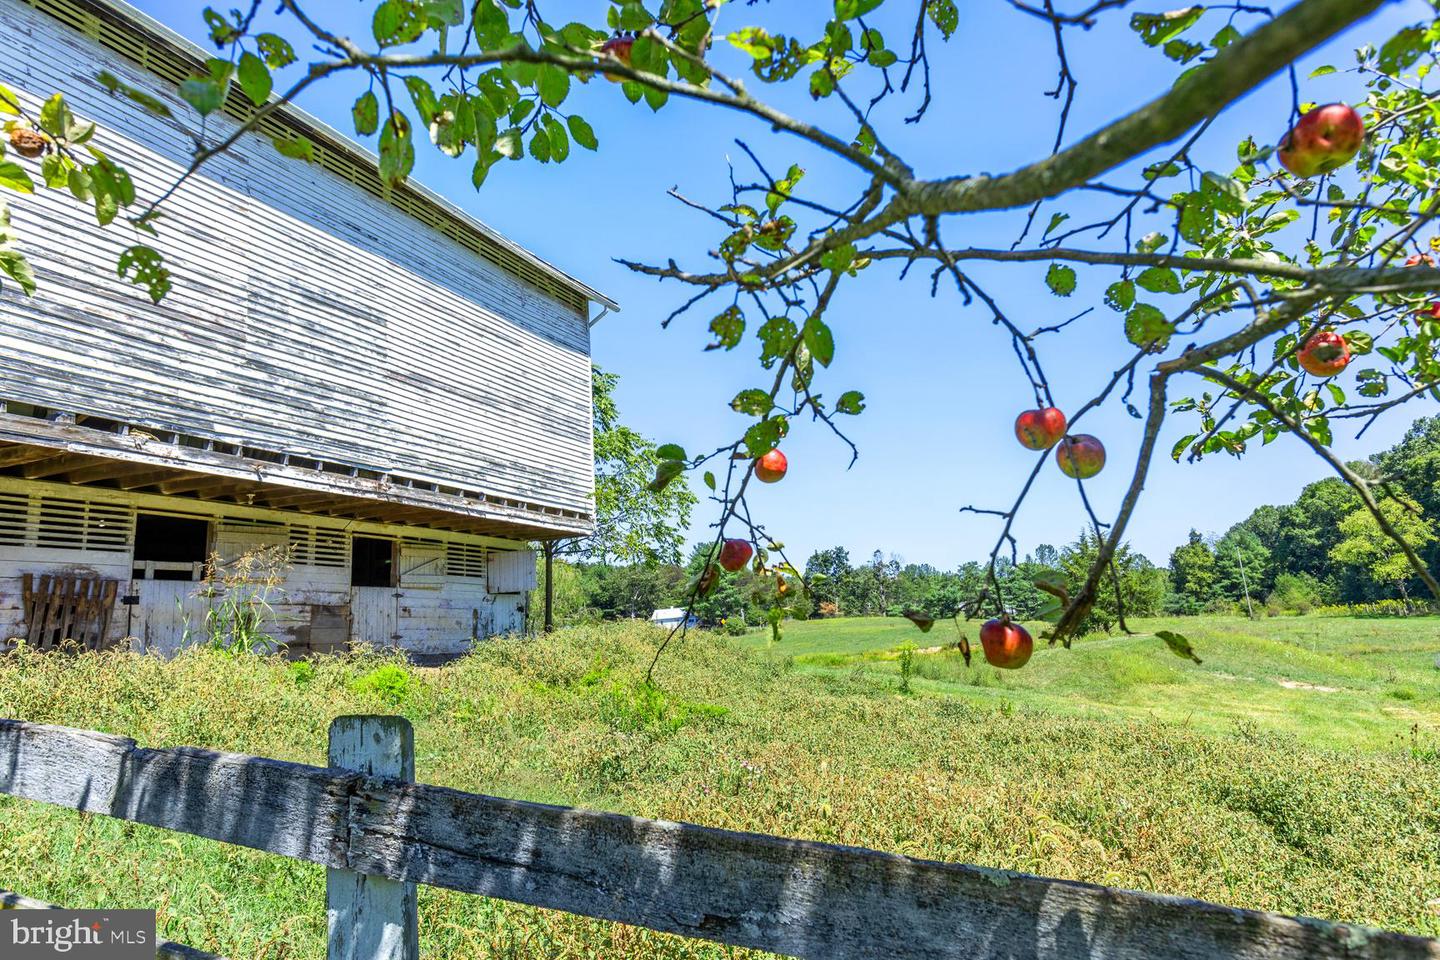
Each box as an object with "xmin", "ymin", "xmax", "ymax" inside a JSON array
[
  {"xmin": 351, "ymin": 586, "xmax": 400, "ymax": 648},
  {"xmin": 129, "ymin": 580, "xmax": 205, "ymax": 657}
]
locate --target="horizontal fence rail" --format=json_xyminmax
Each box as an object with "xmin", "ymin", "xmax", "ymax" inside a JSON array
[{"xmin": 1, "ymin": 717, "xmax": 1438, "ymax": 960}]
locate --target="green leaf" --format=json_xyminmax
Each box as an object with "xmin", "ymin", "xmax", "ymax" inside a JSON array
[
  {"xmin": 537, "ymin": 65, "xmax": 570, "ymax": 108},
  {"xmin": 38, "ymin": 93, "xmax": 73, "ymax": 134},
  {"xmin": 379, "ymin": 113, "xmax": 414, "ymax": 184},
  {"xmin": 731, "ymin": 389, "xmax": 773, "ymax": 416},
  {"xmin": 0, "ymin": 161, "xmax": 34, "ymax": 194},
  {"xmin": 926, "ymin": 0, "xmax": 958, "ymax": 37},
  {"xmin": 236, "ymin": 52, "xmax": 272, "ymax": 106},
  {"xmin": 820, "ymin": 241, "xmax": 858, "ymax": 273},
  {"xmin": 1125, "ymin": 303, "xmax": 1174, "ymax": 348},
  {"xmin": 836, "ymin": 390, "xmax": 866, "ymax": 415},
  {"xmin": 655, "ymin": 443, "xmax": 687, "ymax": 462},
  {"xmin": 116, "ymin": 244, "xmax": 172, "ymax": 303},
  {"xmin": 648, "ymin": 459, "xmax": 684, "ymax": 493},
  {"xmin": 0, "ymin": 248, "xmax": 35, "ymax": 295},
  {"xmin": 834, "ymin": 0, "xmax": 883, "ymax": 20},
  {"xmin": 743, "ymin": 418, "xmax": 785, "ymax": 458},
  {"xmin": 272, "ymin": 135, "xmax": 315, "ymax": 161},
  {"xmin": 757, "ymin": 315, "xmax": 798, "ymax": 367},
  {"xmin": 543, "ymin": 115, "xmax": 569, "ymax": 162},
  {"xmin": 1043, "ymin": 212, "xmax": 1070, "ymax": 236},
  {"xmin": 1130, "ymin": 7, "xmax": 1203, "ymax": 47},
  {"xmin": 255, "ymin": 33, "xmax": 297, "ymax": 68},
  {"xmin": 1135, "ymin": 266, "xmax": 1181, "ymax": 294},
  {"xmin": 40, "ymin": 154, "xmax": 68, "ymax": 189},
  {"xmin": 766, "ymin": 164, "xmax": 804, "ymax": 217},
  {"xmin": 178, "ymin": 79, "xmax": 224, "ymax": 116},
  {"xmin": 374, "ymin": 0, "xmax": 427, "ymax": 45},
  {"xmin": 1045, "ymin": 263, "xmax": 1077, "ymax": 297},
  {"xmin": 707, "ymin": 305, "xmax": 745, "ymax": 350},
  {"xmin": 0, "ymin": 82, "xmax": 19, "ymax": 116},
  {"xmin": 703, "ymin": 470, "xmax": 716, "ymax": 491},
  {"xmin": 353, "ymin": 91, "xmax": 380, "ymax": 136},
  {"xmin": 803, "ymin": 315, "xmax": 835, "ymax": 367},
  {"xmin": 1104, "ymin": 279, "xmax": 1135, "ymax": 312},
  {"xmin": 1171, "ymin": 433, "xmax": 1198, "ymax": 462},
  {"xmin": 529, "ymin": 127, "xmax": 551, "ymax": 163},
  {"xmin": 1155, "ymin": 630, "xmax": 1202, "ymax": 664},
  {"xmin": 567, "ymin": 114, "xmax": 598, "ymax": 150}
]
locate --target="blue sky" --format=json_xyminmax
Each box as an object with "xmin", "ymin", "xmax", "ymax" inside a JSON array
[{"xmin": 131, "ymin": 0, "xmax": 1438, "ymax": 569}]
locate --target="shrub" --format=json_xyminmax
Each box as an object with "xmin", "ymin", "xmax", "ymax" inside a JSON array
[
  {"xmin": 1315, "ymin": 599, "xmax": 1440, "ymax": 618},
  {"xmin": 350, "ymin": 663, "xmax": 414, "ymax": 705},
  {"xmin": 718, "ymin": 618, "xmax": 749, "ymax": 637},
  {"xmin": 1266, "ymin": 573, "xmax": 1325, "ymax": 616}
]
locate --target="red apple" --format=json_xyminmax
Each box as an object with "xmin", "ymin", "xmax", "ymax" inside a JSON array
[
  {"xmin": 1055, "ymin": 434, "xmax": 1105, "ymax": 479},
  {"xmin": 1420, "ymin": 302, "xmax": 1440, "ymax": 319},
  {"xmin": 755, "ymin": 449, "xmax": 787, "ymax": 483},
  {"xmin": 1296, "ymin": 329, "xmax": 1351, "ymax": 378},
  {"xmin": 1014, "ymin": 407, "xmax": 1067, "ymax": 451},
  {"xmin": 979, "ymin": 618, "xmax": 1033, "ymax": 670},
  {"xmin": 600, "ymin": 35, "xmax": 634, "ymax": 82},
  {"xmin": 1406, "ymin": 253, "xmax": 1434, "ymax": 268},
  {"xmin": 1278, "ymin": 103, "xmax": 1364, "ymax": 178},
  {"xmin": 718, "ymin": 538, "xmax": 753, "ymax": 572}
]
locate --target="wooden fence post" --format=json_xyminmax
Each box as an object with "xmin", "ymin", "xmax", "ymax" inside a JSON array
[{"xmin": 327, "ymin": 716, "xmax": 418, "ymax": 960}]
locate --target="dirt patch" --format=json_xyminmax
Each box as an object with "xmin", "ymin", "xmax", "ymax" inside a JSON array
[{"xmin": 1276, "ymin": 678, "xmax": 1340, "ymax": 693}]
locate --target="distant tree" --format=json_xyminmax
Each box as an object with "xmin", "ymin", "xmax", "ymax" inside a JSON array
[
  {"xmin": 1167, "ymin": 531, "xmax": 1219, "ymax": 614},
  {"xmin": 1330, "ymin": 498, "xmax": 1438, "ymax": 601},
  {"xmin": 1213, "ymin": 527, "xmax": 1272, "ymax": 613},
  {"xmin": 1059, "ymin": 533, "xmax": 1164, "ymax": 634},
  {"xmin": 571, "ymin": 367, "xmax": 697, "ymax": 565},
  {"xmin": 540, "ymin": 367, "xmax": 697, "ymax": 630},
  {"xmin": 1031, "ymin": 544, "xmax": 1060, "ymax": 568},
  {"xmin": 803, "ymin": 546, "xmax": 851, "ymax": 615},
  {"xmin": 582, "ymin": 562, "xmax": 686, "ymax": 620},
  {"xmin": 1372, "ymin": 416, "xmax": 1440, "ymax": 574}
]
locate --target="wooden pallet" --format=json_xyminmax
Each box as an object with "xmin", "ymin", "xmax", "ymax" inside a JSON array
[{"xmin": 19, "ymin": 574, "xmax": 118, "ymax": 650}]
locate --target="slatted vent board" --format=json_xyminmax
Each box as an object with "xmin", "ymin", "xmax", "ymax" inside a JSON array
[
  {"xmin": 20, "ymin": 574, "xmax": 119, "ymax": 649},
  {"xmin": 0, "ymin": 492, "xmax": 132, "ymax": 551},
  {"xmin": 446, "ymin": 542, "xmax": 487, "ymax": 579},
  {"xmin": 290, "ymin": 525, "xmax": 348, "ymax": 568}
]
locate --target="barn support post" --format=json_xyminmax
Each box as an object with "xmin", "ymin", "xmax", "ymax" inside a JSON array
[
  {"xmin": 327, "ymin": 716, "xmax": 418, "ymax": 960},
  {"xmin": 543, "ymin": 540, "xmax": 556, "ymax": 634}
]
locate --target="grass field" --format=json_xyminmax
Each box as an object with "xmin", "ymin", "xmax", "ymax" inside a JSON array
[
  {"xmin": 738, "ymin": 615, "xmax": 1440, "ymax": 753},
  {"xmin": 0, "ymin": 617, "xmax": 1437, "ymax": 958}
]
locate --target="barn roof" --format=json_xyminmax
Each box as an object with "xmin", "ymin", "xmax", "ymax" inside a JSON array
[{"xmin": 23, "ymin": 0, "xmax": 620, "ymax": 317}]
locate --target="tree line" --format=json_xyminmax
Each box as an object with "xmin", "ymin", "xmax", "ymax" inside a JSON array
[{"xmin": 1166, "ymin": 416, "xmax": 1440, "ymax": 615}]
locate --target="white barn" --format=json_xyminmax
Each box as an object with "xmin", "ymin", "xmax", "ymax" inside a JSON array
[{"xmin": 0, "ymin": 0, "xmax": 615, "ymax": 656}]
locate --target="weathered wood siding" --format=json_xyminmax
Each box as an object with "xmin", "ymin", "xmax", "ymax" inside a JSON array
[
  {"xmin": 0, "ymin": 477, "xmax": 531, "ymax": 653},
  {"xmin": 0, "ymin": 0, "xmax": 596, "ymax": 518}
]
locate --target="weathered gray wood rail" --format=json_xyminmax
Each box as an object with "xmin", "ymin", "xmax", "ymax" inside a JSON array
[{"xmin": 1, "ymin": 716, "xmax": 1437, "ymax": 960}]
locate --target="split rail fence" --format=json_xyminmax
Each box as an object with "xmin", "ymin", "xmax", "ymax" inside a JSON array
[{"xmin": 1, "ymin": 715, "xmax": 1437, "ymax": 960}]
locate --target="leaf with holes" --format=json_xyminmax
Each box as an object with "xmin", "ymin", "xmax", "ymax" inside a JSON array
[
  {"xmin": 836, "ymin": 390, "xmax": 865, "ymax": 415},
  {"xmin": 117, "ymin": 244, "xmax": 172, "ymax": 303},
  {"xmin": 731, "ymin": 389, "xmax": 773, "ymax": 417},
  {"xmin": 1045, "ymin": 263, "xmax": 1077, "ymax": 297}
]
